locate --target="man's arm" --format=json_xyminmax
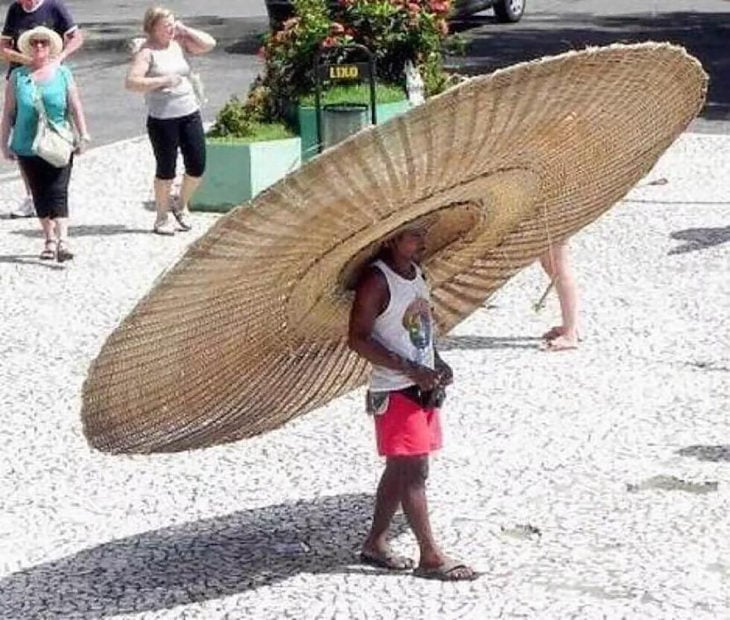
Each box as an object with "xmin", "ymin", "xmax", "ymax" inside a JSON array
[
  {"xmin": 0, "ymin": 77, "xmax": 17, "ymax": 160},
  {"xmin": 348, "ymin": 268, "xmax": 440, "ymax": 390},
  {"xmin": 59, "ymin": 28, "xmax": 83, "ymax": 62}
]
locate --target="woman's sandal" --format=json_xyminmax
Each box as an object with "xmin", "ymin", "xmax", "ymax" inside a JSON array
[
  {"xmin": 171, "ymin": 206, "xmax": 192, "ymax": 232},
  {"xmin": 56, "ymin": 240, "xmax": 74, "ymax": 263},
  {"xmin": 39, "ymin": 239, "xmax": 56, "ymax": 260}
]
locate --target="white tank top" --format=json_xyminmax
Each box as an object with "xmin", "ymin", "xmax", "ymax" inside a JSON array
[
  {"xmin": 144, "ymin": 41, "xmax": 199, "ymax": 119},
  {"xmin": 369, "ymin": 259, "xmax": 435, "ymax": 393}
]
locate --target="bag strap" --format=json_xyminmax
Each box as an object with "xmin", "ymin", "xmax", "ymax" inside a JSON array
[
  {"xmin": 29, "ymin": 71, "xmax": 75, "ymax": 141},
  {"xmin": 29, "ymin": 77, "xmax": 50, "ymax": 125}
]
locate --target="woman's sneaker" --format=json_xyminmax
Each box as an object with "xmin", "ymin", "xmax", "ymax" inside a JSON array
[{"xmin": 10, "ymin": 197, "xmax": 35, "ymax": 218}]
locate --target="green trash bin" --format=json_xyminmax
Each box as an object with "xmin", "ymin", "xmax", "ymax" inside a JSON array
[{"xmin": 322, "ymin": 103, "xmax": 370, "ymax": 149}]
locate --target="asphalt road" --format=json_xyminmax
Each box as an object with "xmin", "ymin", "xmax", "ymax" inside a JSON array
[{"xmin": 1, "ymin": 0, "xmax": 728, "ymax": 178}]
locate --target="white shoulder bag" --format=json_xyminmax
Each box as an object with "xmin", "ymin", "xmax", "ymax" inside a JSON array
[{"xmin": 30, "ymin": 76, "xmax": 75, "ymax": 168}]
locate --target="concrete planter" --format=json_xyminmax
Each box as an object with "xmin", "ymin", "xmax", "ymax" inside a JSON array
[
  {"xmin": 191, "ymin": 136, "xmax": 302, "ymax": 213},
  {"xmin": 294, "ymin": 99, "xmax": 412, "ymax": 161}
]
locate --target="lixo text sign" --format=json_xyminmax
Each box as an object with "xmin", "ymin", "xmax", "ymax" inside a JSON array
[{"xmin": 320, "ymin": 63, "xmax": 371, "ymax": 82}]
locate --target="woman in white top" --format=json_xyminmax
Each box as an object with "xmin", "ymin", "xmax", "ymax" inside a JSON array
[{"xmin": 125, "ymin": 6, "xmax": 215, "ymax": 235}]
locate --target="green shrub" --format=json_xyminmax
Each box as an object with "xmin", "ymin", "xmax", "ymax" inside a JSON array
[
  {"xmin": 299, "ymin": 82, "xmax": 406, "ymax": 106},
  {"xmin": 207, "ymin": 122, "xmax": 295, "ymax": 144}
]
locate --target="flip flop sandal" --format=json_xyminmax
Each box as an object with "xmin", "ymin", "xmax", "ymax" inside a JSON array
[
  {"xmin": 359, "ymin": 550, "xmax": 415, "ymax": 571},
  {"xmin": 413, "ymin": 558, "xmax": 479, "ymax": 581}
]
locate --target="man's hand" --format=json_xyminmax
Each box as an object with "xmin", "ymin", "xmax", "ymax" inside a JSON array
[
  {"xmin": 435, "ymin": 358, "xmax": 453, "ymax": 386},
  {"xmin": 405, "ymin": 363, "xmax": 441, "ymax": 391}
]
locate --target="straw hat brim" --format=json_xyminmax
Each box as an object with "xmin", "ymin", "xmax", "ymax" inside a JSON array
[
  {"xmin": 17, "ymin": 26, "xmax": 63, "ymax": 58},
  {"xmin": 82, "ymin": 42, "xmax": 707, "ymax": 454}
]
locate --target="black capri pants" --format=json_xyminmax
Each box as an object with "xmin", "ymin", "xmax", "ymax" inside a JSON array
[
  {"xmin": 146, "ymin": 110, "xmax": 206, "ymax": 180},
  {"xmin": 18, "ymin": 155, "xmax": 73, "ymax": 219}
]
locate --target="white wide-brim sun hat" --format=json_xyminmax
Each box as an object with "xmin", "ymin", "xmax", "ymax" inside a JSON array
[{"xmin": 17, "ymin": 26, "xmax": 63, "ymax": 58}]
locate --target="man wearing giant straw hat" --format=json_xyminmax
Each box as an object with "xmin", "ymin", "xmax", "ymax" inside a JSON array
[
  {"xmin": 348, "ymin": 218, "xmax": 477, "ymax": 580},
  {"xmin": 81, "ymin": 41, "xmax": 707, "ymax": 558}
]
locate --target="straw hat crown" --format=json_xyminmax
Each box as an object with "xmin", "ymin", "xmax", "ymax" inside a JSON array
[{"xmin": 17, "ymin": 26, "xmax": 63, "ymax": 57}]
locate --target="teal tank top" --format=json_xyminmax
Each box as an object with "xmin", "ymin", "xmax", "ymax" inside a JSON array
[{"xmin": 10, "ymin": 65, "xmax": 72, "ymax": 157}]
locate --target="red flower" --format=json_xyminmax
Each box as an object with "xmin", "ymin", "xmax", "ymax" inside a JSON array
[
  {"xmin": 407, "ymin": 3, "xmax": 421, "ymax": 13},
  {"xmin": 330, "ymin": 22, "xmax": 345, "ymax": 34},
  {"xmin": 322, "ymin": 36, "xmax": 339, "ymax": 48},
  {"xmin": 429, "ymin": 1, "xmax": 449, "ymax": 14}
]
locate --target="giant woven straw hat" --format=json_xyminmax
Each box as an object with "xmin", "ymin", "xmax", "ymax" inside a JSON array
[{"xmin": 82, "ymin": 43, "xmax": 706, "ymax": 453}]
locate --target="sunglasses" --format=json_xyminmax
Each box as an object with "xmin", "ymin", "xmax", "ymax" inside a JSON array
[{"xmin": 29, "ymin": 39, "xmax": 50, "ymax": 47}]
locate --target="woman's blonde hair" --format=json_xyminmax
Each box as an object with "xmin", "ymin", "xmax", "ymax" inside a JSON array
[{"xmin": 143, "ymin": 7, "xmax": 174, "ymax": 35}]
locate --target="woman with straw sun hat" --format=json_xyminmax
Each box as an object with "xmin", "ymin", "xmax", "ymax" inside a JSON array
[
  {"xmin": 0, "ymin": 25, "xmax": 90, "ymax": 262},
  {"xmin": 1, "ymin": 0, "xmax": 85, "ymax": 219}
]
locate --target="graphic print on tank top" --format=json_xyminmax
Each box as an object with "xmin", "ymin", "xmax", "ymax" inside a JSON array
[{"xmin": 402, "ymin": 297, "xmax": 432, "ymax": 366}]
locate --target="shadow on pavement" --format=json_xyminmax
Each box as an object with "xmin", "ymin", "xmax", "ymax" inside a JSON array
[
  {"xmin": 677, "ymin": 445, "xmax": 730, "ymax": 462},
  {"xmin": 668, "ymin": 225, "xmax": 730, "ymax": 254},
  {"xmin": 439, "ymin": 335, "xmax": 542, "ymax": 351},
  {"xmin": 448, "ymin": 11, "xmax": 730, "ymax": 123},
  {"xmin": 0, "ymin": 254, "xmax": 65, "ymax": 269},
  {"xmin": 0, "ymin": 493, "xmax": 403, "ymax": 619},
  {"xmin": 10, "ymin": 224, "xmax": 152, "ymax": 238}
]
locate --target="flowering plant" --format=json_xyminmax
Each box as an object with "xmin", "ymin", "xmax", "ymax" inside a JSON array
[{"xmin": 258, "ymin": 0, "xmax": 454, "ymax": 117}]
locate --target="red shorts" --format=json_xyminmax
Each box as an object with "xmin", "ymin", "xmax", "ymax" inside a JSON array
[{"xmin": 374, "ymin": 392, "xmax": 442, "ymax": 457}]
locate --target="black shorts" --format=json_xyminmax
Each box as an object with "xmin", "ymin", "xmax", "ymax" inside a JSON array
[
  {"xmin": 18, "ymin": 155, "xmax": 73, "ymax": 218},
  {"xmin": 146, "ymin": 111, "xmax": 206, "ymax": 180}
]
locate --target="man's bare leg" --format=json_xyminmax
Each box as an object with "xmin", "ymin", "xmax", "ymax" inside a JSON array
[
  {"xmin": 399, "ymin": 456, "xmax": 475, "ymax": 579},
  {"xmin": 361, "ymin": 458, "xmax": 412, "ymax": 568},
  {"xmin": 539, "ymin": 240, "xmax": 579, "ymax": 350}
]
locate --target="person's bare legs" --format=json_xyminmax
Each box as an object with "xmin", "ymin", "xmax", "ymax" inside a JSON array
[
  {"xmin": 398, "ymin": 456, "xmax": 475, "ymax": 579},
  {"xmin": 539, "ymin": 240, "xmax": 579, "ymax": 350},
  {"xmin": 39, "ymin": 217, "xmax": 56, "ymax": 258},
  {"xmin": 55, "ymin": 217, "xmax": 73, "ymax": 261},
  {"xmin": 153, "ymin": 177, "xmax": 175, "ymax": 235},
  {"xmin": 170, "ymin": 174, "xmax": 200, "ymax": 231},
  {"xmin": 361, "ymin": 459, "xmax": 411, "ymax": 567},
  {"xmin": 178, "ymin": 174, "xmax": 201, "ymax": 210}
]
